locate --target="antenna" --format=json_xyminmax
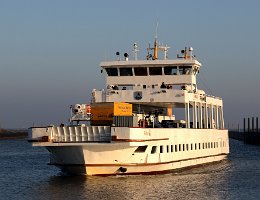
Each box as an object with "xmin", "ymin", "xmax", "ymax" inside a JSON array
[
  {"xmin": 155, "ymin": 22, "xmax": 159, "ymax": 38},
  {"xmin": 153, "ymin": 22, "xmax": 159, "ymax": 60},
  {"xmin": 159, "ymin": 44, "xmax": 170, "ymax": 60},
  {"xmin": 132, "ymin": 43, "xmax": 139, "ymax": 60},
  {"xmin": 146, "ymin": 42, "xmax": 152, "ymax": 60}
]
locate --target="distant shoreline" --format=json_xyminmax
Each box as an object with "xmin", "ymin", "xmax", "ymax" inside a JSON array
[{"xmin": 0, "ymin": 129, "xmax": 28, "ymax": 139}]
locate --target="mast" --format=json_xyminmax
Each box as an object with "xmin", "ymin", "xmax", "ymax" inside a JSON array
[{"xmin": 153, "ymin": 37, "xmax": 158, "ymax": 60}]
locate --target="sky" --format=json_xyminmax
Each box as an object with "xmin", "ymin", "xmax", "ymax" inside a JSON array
[{"xmin": 0, "ymin": 0, "xmax": 260, "ymax": 129}]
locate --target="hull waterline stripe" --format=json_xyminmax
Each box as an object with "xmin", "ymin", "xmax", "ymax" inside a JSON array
[
  {"xmin": 94, "ymin": 160, "xmax": 227, "ymax": 176},
  {"xmin": 49, "ymin": 153, "xmax": 228, "ymax": 167}
]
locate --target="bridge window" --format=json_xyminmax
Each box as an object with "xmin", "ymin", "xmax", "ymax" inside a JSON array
[
  {"xmin": 149, "ymin": 67, "xmax": 162, "ymax": 75},
  {"xmin": 119, "ymin": 68, "xmax": 133, "ymax": 76},
  {"xmin": 134, "ymin": 67, "xmax": 147, "ymax": 76},
  {"xmin": 164, "ymin": 66, "xmax": 177, "ymax": 75},
  {"xmin": 179, "ymin": 66, "xmax": 192, "ymax": 75},
  {"xmin": 134, "ymin": 145, "xmax": 148, "ymax": 153},
  {"xmin": 106, "ymin": 68, "xmax": 118, "ymax": 76}
]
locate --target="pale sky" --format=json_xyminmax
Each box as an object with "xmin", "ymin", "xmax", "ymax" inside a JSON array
[{"xmin": 0, "ymin": 0, "xmax": 260, "ymax": 129}]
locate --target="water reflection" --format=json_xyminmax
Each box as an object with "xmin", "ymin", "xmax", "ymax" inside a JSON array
[
  {"xmin": 1, "ymin": 139, "xmax": 260, "ymax": 200},
  {"xmin": 31, "ymin": 160, "xmax": 232, "ymax": 200}
]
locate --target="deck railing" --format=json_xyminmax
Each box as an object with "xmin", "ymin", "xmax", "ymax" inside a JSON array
[{"xmin": 50, "ymin": 126, "xmax": 111, "ymax": 143}]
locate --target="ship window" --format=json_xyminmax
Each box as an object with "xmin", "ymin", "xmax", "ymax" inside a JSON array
[
  {"xmin": 175, "ymin": 145, "xmax": 178, "ymax": 152},
  {"xmin": 191, "ymin": 144, "xmax": 193, "ymax": 150},
  {"xmin": 208, "ymin": 142, "xmax": 210, "ymax": 148},
  {"xmin": 186, "ymin": 144, "xmax": 189, "ymax": 151},
  {"xmin": 149, "ymin": 67, "xmax": 162, "ymax": 75},
  {"xmin": 134, "ymin": 145, "xmax": 148, "ymax": 153},
  {"xmin": 106, "ymin": 68, "xmax": 118, "ymax": 76},
  {"xmin": 195, "ymin": 143, "xmax": 197, "ymax": 150},
  {"xmin": 160, "ymin": 145, "xmax": 163, "ymax": 153},
  {"xmin": 119, "ymin": 68, "xmax": 133, "ymax": 76},
  {"xmin": 134, "ymin": 67, "xmax": 147, "ymax": 76},
  {"xmin": 171, "ymin": 145, "xmax": 174, "ymax": 152},
  {"xmin": 216, "ymin": 142, "xmax": 218, "ymax": 148},
  {"xmin": 151, "ymin": 146, "xmax": 157, "ymax": 154},
  {"xmin": 167, "ymin": 145, "xmax": 169, "ymax": 153},
  {"xmin": 183, "ymin": 144, "xmax": 185, "ymax": 151},
  {"xmin": 179, "ymin": 144, "xmax": 182, "ymax": 151},
  {"xmin": 198, "ymin": 143, "xmax": 200, "ymax": 150},
  {"xmin": 164, "ymin": 66, "xmax": 177, "ymax": 75},
  {"xmin": 202, "ymin": 143, "xmax": 205, "ymax": 149},
  {"xmin": 179, "ymin": 66, "xmax": 192, "ymax": 75}
]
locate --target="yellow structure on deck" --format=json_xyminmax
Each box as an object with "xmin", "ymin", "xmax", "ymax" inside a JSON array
[{"xmin": 91, "ymin": 102, "xmax": 132, "ymax": 122}]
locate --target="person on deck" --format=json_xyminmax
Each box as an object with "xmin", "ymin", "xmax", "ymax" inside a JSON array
[{"xmin": 160, "ymin": 82, "xmax": 166, "ymax": 89}]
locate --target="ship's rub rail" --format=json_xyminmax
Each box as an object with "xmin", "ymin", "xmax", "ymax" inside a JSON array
[{"xmin": 111, "ymin": 135, "xmax": 169, "ymax": 142}]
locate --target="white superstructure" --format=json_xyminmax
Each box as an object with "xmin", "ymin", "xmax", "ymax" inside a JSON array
[{"xmin": 28, "ymin": 36, "xmax": 229, "ymax": 176}]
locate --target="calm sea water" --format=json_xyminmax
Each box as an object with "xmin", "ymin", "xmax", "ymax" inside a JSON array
[{"xmin": 0, "ymin": 138, "xmax": 260, "ymax": 200}]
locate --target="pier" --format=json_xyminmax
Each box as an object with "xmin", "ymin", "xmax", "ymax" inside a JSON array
[
  {"xmin": 229, "ymin": 117, "xmax": 260, "ymax": 145},
  {"xmin": 0, "ymin": 129, "xmax": 28, "ymax": 139}
]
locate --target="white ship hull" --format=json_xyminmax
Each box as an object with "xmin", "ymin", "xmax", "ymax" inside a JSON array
[
  {"xmin": 32, "ymin": 127, "xmax": 229, "ymax": 176},
  {"xmin": 29, "ymin": 36, "xmax": 230, "ymax": 176}
]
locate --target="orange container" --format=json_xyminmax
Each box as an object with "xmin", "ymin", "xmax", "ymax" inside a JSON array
[{"xmin": 91, "ymin": 102, "xmax": 132, "ymax": 121}]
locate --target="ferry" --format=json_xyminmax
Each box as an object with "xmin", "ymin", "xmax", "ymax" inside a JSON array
[{"xmin": 28, "ymin": 36, "xmax": 229, "ymax": 176}]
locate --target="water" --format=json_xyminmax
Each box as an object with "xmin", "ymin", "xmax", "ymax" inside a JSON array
[{"xmin": 0, "ymin": 139, "xmax": 260, "ymax": 200}]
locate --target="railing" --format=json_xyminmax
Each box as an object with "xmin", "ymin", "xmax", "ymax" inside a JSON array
[
  {"xmin": 206, "ymin": 94, "xmax": 222, "ymax": 100},
  {"xmin": 50, "ymin": 125, "xmax": 111, "ymax": 143}
]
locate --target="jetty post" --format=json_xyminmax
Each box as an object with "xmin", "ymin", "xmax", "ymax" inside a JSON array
[
  {"xmin": 248, "ymin": 118, "xmax": 250, "ymax": 132},
  {"xmin": 252, "ymin": 117, "xmax": 255, "ymax": 132},
  {"xmin": 257, "ymin": 117, "xmax": 259, "ymax": 133},
  {"xmin": 243, "ymin": 118, "xmax": 245, "ymax": 133},
  {"xmin": 230, "ymin": 117, "xmax": 260, "ymax": 145}
]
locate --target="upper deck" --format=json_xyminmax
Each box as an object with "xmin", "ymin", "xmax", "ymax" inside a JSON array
[
  {"xmin": 92, "ymin": 39, "xmax": 222, "ymax": 107},
  {"xmin": 101, "ymin": 59, "xmax": 201, "ymax": 87}
]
